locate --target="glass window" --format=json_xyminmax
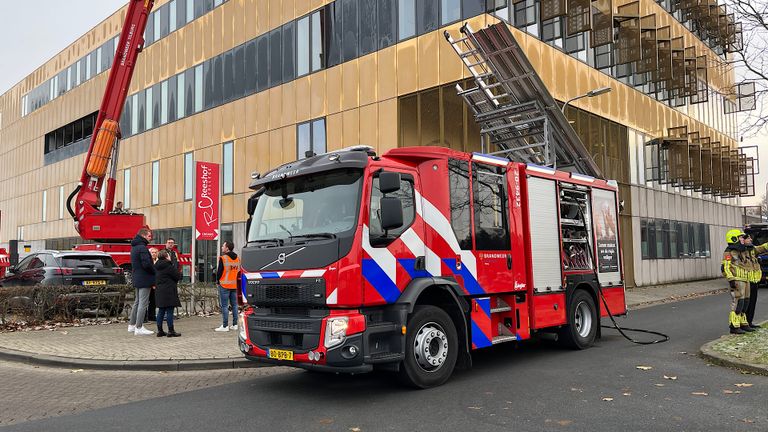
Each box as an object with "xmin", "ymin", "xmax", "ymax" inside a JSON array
[
  {"xmin": 342, "ymin": 0, "xmax": 359, "ymax": 61},
  {"xmin": 269, "ymin": 29, "xmax": 282, "ymax": 86},
  {"xmin": 298, "ymin": 122, "xmax": 311, "ymax": 159},
  {"xmin": 360, "ymin": 0, "xmax": 377, "ymax": 55},
  {"xmin": 177, "ymin": 72, "xmax": 185, "ymax": 118},
  {"xmin": 161, "ymin": 80, "xmax": 169, "ymax": 125},
  {"xmin": 442, "ymin": 0, "xmax": 461, "ymax": 24},
  {"xmin": 67, "ymin": 67, "xmax": 72, "ymax": 91},
  {"xmin": 223, "ymin": 49, "xmax": 234, "ymax": 103},
  {"xmin": 369, "ymin": 175, "xmax": 416, "ymax": 244},
  {"xmin": 85, "ymin": 54, "xmax": 92, "ymax": 80},
  {"xmin": 282, "ymin": 22, "xmax": 296, "ymax": 82},
  {"xmin": 137, "ymin": 90, "xmax": 146, "ymax": 132},
  {"xmin": 186, "ymin": 0, "xmax": 195, "ymax": 22},
  {"xmin": 177, "ymin": 0, "xmax": 187, "ymax": 28},
  {"xmin": 170, "ymin": 0, "xmax": 178, "ymax": 32},
  {"xmin": 297, "ymin": 16, "xmax": 310, "ymax": 76},
  {"xmin": 59, "ymin": 186, "xmax": 65, "ymax": 219},
  {"xmin": 194, "ymin": 0, "xmax": 205, "ymax": 18},
  {"xmin": 184, "ymin": 152, "xmax": 193, "ymax": 200},
  {"xmin": 42, "ymin": 190, "xmax": 47, "ymax": 222},
  {"xmin": 145, "ymin": 11, "xmax": 155, "ymax": 45},
  {"xmin": 245, "ymin": 40, "xmax": 258, "ymax": 94},
  {"xmin": 212, "ymin": 55, "xmax": 224, "ymax": 107},
  {"xmin": 154, "ymin": 10, "xmax": 162, "ymax": 41},
  {"xmin": 124, "ymin": 168, "xmax": 131, "ymax": 209},
  {"xmin": 462, "ymin": 0, "xmax": 485, "ymax": 19},
  {"xmin": 145, "ymin": 87, "xmax": 153, "ymax": 130},
  {"xmin": 257, "ymin": 35, "xmax": 269, "ymax": 91},
  {"xmin": 131, "ymin": 94, "xmax": 139, "ymax": 135},
  {"xmin": 449, "ymin": 159, "xmax": 472, "ymax": 249},
  {"xmin": 152, "ymin": 160, "xmax": 160, "ymax": 205},
  {"xmin": 102, "ymin": 39, "xmax": 114, "ymax": 71},
  {"xmin": 417, "ymin": 0, "xmax": 439, "ymax": 35},
  {"xmin": 311, "ymin": 10, "xmax": 324, "ymax": 71},
  {"xmin": 223, "ymin": 141, "xmax": 234, "ymax": 195},
  {"xmin": 73, "ymin": 117, "xmax": 83, "ymax": 142},
  {"xmin": 96, "ymin": 47, "xmax": 103, "ymax": 74},
  {"xmin": 473, "ymin": 163, "xmax": 510, "ymax": 250},
  {"xmin": 399, "ymin": 0, "xmax": 416, "ymax": 40},
  {"xmin": 168, "ymin": 75, "xmax": 177, "ymax": 122},
  {"xmin": 326, "ymin": 3, "xmax": 343, "ymax": 67},
  {"xmin": 233, "ymin": 45, "xmax": 245, "ymax": 99},
  {"xmin": 194, "ymin": 64, "xmax": 203, "ymax": 112},
  {"xmin": 312, "ymin": 118, "xmax": 327, "ymax": 154},
  {"xmin": 152, "ymin": 82, "xmax": 162, "ymax": 127}
]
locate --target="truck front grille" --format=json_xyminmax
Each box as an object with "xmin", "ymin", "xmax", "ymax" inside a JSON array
[{"xmin": 246, "ymin": 278, "xmax": 326, "ymax": 307}]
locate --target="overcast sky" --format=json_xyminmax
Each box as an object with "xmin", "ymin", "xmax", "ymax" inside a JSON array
[{"xmin": 0, "ymin": 0, "xmax": 127, "ymax": 95}]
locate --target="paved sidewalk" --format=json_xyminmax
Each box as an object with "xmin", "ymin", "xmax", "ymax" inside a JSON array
[{"xmin": 0, "ymin": 278, "xmax": 727, "ymax": 371}]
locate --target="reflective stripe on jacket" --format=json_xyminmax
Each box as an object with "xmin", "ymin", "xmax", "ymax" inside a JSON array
[
  {"xmin": 722, "ymin": 242, "xmax": 768, "ymax": 282},
  {"xmin": 219, "ymin": 255, "xmax": 241, "ymax": 289}
]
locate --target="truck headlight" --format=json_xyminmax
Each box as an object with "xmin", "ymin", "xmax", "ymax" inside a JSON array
[
  {"xmin": 238, "ymin": 312, "xmax": 247, "ymax": 340},
  {"xmin": 324, "ymin": 317, "xmax": 348, "ymax": 349}
]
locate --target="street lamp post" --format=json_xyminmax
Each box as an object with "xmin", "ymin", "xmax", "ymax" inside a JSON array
[{"xmin": 561, "ymin": 86, "xmax": 613, "ymax": 114}]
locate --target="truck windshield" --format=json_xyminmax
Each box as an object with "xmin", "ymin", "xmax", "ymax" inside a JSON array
[{"xmin": 248, "ymin": 169, "xmax": 363, "ymax": 244}]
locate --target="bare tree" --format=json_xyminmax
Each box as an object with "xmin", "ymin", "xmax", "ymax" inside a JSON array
[{"xmin": 722, "ymin": 0, "xmax": 768, "ymax": 135}]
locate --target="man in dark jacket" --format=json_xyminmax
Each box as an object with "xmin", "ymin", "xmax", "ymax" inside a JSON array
[{"xmin": 128, "ymin": 228, "xmax": 156, "ymax": 336}]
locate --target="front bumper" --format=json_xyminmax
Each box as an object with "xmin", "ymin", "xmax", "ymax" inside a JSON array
[{"xmin": 239, "ymin": 308, "xmax": 406, "ymax": 373}]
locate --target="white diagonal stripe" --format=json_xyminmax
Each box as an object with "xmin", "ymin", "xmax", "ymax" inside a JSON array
[
  {"xmin": 301, "ymin": 269, "xmax": 326, "ymax": 278},
  {"xmin": 362, "ymin": 224, "xmax": 398, "ymax": 283}
]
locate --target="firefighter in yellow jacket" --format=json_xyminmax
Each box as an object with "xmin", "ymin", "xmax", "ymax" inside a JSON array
[{"xmin": 722, "ymin": 229, "xmax": 765, "ymax": 334}]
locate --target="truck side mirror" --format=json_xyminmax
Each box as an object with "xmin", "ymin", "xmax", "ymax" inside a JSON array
[
  {"xmin": 380, "ymin": 197, "xmax": 404, "ymax": 231},
  {"xmin": 379, "ymin": 172, "xmax": 401, "ymax": 195}
]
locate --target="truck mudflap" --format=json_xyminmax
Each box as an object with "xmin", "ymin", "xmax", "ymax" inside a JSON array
[{"xmin": 239, "ymin": 307, "xmax": 407, "ymax": 373}]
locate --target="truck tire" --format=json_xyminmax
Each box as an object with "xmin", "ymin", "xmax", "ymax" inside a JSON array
[
  {"xmin": 399, "ymin": 305, "xmax": 458, "ymax": 389},
  {"xmin": 559, "ymin": 289, "xmax": 597, "ymax": 350}
]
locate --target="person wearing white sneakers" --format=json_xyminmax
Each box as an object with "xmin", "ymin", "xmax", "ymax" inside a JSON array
[
  {"xmin": 214, "ymin": 241, "xmax": 240, "ymax": 332},
  {"xmin": 127, "ymin": 228, "xmax": 156, "ymax": 336}
]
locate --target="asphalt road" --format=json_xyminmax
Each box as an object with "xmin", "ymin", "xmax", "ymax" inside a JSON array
[{"xmin": 2, "ymin": 292, "xmax": 767, "ymax": 432}]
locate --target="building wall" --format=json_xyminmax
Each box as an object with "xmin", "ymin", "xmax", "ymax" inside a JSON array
[{"xmin": 0, "ymin": 0, "xmax": 745, "ymax": 287}]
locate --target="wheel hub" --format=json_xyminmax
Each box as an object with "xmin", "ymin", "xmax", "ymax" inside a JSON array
[
  {"xmin": 413, "ymin": 322, "xmax": 449, "ymax": 372},
  {"xmin": 574, "ymin": 300, "xmax": 593, "ymax": 338}
]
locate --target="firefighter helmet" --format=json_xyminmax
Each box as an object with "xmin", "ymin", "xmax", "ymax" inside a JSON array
[{"xmin": 726, "ymin": 229, "xmax": 746, "ymax": 244}]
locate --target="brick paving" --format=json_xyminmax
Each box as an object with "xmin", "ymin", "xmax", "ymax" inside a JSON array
[
  {"xmin": 0, "ymin": 359, "xmax": 294, "ymax": 426},
  {"xmin": 0, "ymin": 315, "xmax": 242, "ymax": 361}
]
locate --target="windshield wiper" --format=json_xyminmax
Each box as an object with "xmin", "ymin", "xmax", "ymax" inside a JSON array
[
  {"xmin": 291, "ymin": 233, "xmax": 337, "ymax": 241},
  {"xmin": 248, "ymin": 238, "xmax": 284, "ymax": 247}
]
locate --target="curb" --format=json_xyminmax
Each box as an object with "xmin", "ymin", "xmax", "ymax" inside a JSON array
[
  {"xmin": 699, "ymin": 322, "xmax": 768, "ymax": 377},
  {"xmin": 0, "ymin": 346, "xmax": 268, "ymax": 372},
  {"xmin": 627, "ymin": 288, "xmax": 727, "ymax": 310}
]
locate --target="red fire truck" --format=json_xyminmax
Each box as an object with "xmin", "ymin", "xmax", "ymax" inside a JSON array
[
  {"xmin": 237, "ymin": 146, "xmax": 626, "ymax": 388},
  {"xmin": 0, "ymin": 248, "xmax": 9, "ymax": 279},
  {"xmin": 63, "ymin": 0, "xmax": 190, "ymax": 276}
]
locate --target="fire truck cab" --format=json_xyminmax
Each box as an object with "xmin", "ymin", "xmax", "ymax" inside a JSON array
[{"xmin": 238, "ymin": 146, "xmax": 625, "ymax": 388}]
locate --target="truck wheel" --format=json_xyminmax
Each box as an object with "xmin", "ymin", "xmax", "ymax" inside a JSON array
[
  {"xmin": 559, "ymin": 289, "xmax": 597, "ymax": 350},
  {"xmin": 399, "ymin": 305, "xmax": 458, "ymax": 389}
]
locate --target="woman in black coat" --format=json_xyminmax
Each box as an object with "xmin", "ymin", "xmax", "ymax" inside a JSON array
[{"xmin": 154, "ymin": 249, "xmax": 182, "ymax": 337}]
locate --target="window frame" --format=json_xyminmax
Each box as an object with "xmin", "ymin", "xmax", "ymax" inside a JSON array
[{"xmin": 368, "ymin": 172, "xmax": 417, "ymax": 247}]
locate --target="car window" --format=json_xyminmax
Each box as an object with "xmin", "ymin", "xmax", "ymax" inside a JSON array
[
  {"xmin": 40, "ymin": 254, "xmax": 59, "ymax": 267},
  {"xmin": 27, "ymin": 257, "xmax": 45, "ymax": 270},
  {"xmin": 59, "ymin": 256, "xmax": 116, "ymax": 268},
  {"xmin": 14, "ymin": 255, "xmax": 34, "ymax": 272}
]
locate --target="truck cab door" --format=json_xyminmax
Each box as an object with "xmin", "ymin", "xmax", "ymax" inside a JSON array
[
  {"xmin": 363, "ymin": 169, "xmax": 426, "ymax": 304},
  {"xmin": 470, "ymin": 161, "xmax": 516, "ymax": 293}
]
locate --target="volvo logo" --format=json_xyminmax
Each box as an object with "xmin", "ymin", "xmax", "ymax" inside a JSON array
[{"xmin": 260, "ymin": 247, "xmax": 306, "ymax": 270}]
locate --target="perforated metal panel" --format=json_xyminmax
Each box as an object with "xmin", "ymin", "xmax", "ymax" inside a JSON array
[{"xmin": 526, "ymin": 177, "xmax": 562, "ymax": 293}]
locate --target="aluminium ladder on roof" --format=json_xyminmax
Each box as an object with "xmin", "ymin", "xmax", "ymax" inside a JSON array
[{"xmin": 444, "ymin": 23, "xmax": 603, "ymax": 178}]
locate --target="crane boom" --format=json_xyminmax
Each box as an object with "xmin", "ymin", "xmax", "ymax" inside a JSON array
[{"xmin": 67, "ymin": 0, "xmax": 155, "ymax": 242}]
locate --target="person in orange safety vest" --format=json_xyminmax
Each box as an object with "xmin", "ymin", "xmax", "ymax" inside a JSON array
[{"xmin": 214, "ymin": 241, "xmax": 241, "ymax": 332}]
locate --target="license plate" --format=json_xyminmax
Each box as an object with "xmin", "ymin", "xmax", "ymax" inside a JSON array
[
  {"xmin": 268, "ymin": 349, "xmax": 294, "ymax": 361},
  {"xmin": 82, "ymin": 280, "xmax": 107, "ymax": 286}
]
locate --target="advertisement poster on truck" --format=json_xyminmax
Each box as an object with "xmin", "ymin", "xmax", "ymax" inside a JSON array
[
  {"xmin": 194, "ymin": 161, "xmax": 220, "ymax": 241},
  {"xmin": 593, "ymin": 192, "xmax": 619, "ymax": 273}
]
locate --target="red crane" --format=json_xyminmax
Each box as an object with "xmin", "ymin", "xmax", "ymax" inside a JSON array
[{"xmin": 66, "ymin": 0, "xmax": 155, "ymax": 242}]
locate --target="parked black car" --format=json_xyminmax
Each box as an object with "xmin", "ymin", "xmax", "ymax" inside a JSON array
[
  {"xmin": 0, "ymin": 251, "xmax": 127, "ymax": 317},
  {"xmin": 744, "ymin": 223, "xmax": 768, "ymax": 287}
]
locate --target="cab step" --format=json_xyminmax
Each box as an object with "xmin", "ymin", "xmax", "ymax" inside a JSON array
[
  {"xmin": 492, "ymin": 335, "xmax": 518, "ymax": 344},
  {"xmin": 368, "ymin": 352, "xmax": 404, "ymax": 363},
  {"xmin": 490, "ymin": 306, "xmax": 512, "ymax": 313}
]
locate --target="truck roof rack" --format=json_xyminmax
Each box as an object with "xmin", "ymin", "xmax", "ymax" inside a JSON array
[{"xmin": 445, "ymin": 23, "xmax": 602, "ymax": 178}]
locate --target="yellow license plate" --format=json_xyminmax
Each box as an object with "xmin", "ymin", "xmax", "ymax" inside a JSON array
[
  {"xmin": 268, "ymin": 349, "xmax": 294, "ymax": 361},
  {"xmin": 83, "ymin": 280, "xmax": 107, "ymax": 286}
]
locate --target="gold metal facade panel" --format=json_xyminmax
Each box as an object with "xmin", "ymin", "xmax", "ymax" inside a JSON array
[
  {"xmin": 418, "ymin": 32, "xmax": 440, "ymax": 90},
  {"xmin": 342, "ymin": 60, "xmax": 360, "ymax": 111},
  {"xmin": 359, "ymin": 53, "xmax": 378, "ymax": 106}
]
